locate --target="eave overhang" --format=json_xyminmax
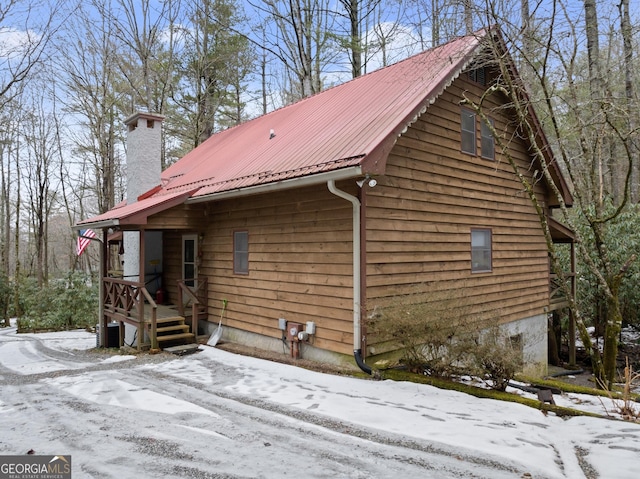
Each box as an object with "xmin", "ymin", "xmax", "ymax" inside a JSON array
[{"xmin": 74, "ymin": 189, "xmax": 196, "ymax": 231}]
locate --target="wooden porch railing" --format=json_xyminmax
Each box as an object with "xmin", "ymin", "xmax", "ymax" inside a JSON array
[
  {"xmin": 176, "ymin": 277, "xmax": 208, "ymax": 336},
  {"xmin": 550, "ymin": 273, "xmax": 576, "ymax": 310},
  {"xmin": 103, "ymin": 277, "xmax": 159, "ymax": 350}
]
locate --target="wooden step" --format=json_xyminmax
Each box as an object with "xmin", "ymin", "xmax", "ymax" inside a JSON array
[
  {"xmin": 155, "ymin": 316, "xmax": 187, "ymax": 324},
  {"xmin": 156, "ymin": 332, "xmax": 195, "ymax": 343},
  {"xmin": 157, "ymin": 324, "xmax": 189, "ymax": 334}
]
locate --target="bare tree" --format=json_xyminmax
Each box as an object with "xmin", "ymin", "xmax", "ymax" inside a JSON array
[
  {"xmin": 618, "ymin": 0, "xmax": 637, "ymax": 203},
  {"xmin": 111, "ymin": 0, "xmax": 178, "ymax": 114},
  {"xmin": 60, "ymin": 0, "xmax": 126, "ymax": 216},
  {"xmin": 0, "ymin": 99, "xmax": 23, "ymax": 275},
  {"xmin": 0, "ymin": 1, "xmax": 67, "ymax": 109},
  {"xmin": 474, "ymin": 0, "xmax": 640, "ymax": 388},
  {"xmin": 249, "ymin": 0, "xmax": 333, "ymax": 99},
  {"xmin": 22, "ymin": 91, "xmax": 62, "ymax": 286}
]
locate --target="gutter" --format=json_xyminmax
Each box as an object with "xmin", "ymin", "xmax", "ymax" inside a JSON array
[
  {"xmin": 73, "ymin": 219, "xmax": 120, "ymax": 231},
  {"xmin": 327, "ymin": 180, "xmax": 372, "ymax": 375},
  {"xmin": 187, "ymin": 167, "xmax": 363, "ymax": 204}
]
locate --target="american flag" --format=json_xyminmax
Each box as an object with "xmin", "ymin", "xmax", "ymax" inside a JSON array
[{"xmin": 77, "ymin": 229, "xmax": 97, "ymax": 256}]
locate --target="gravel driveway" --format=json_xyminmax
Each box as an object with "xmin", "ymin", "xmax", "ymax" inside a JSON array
[{"xmin": 0, "ymin": 326, "xmax": 625, "ymax": 479}]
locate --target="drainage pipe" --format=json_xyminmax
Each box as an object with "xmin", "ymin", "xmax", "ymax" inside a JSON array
[{"xmin": 327, "ymin": 180, "xmax": 372, "ymax": 375}]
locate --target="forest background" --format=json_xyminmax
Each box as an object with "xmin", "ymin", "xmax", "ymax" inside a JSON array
[{"xmin": 1, "ymin": 0, "xmax": 640, "ymax": 386}]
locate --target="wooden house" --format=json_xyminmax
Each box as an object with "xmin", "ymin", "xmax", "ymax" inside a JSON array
[{"xmin": 77, "ymin": 28, "xmax": 575, "ymax": 376}]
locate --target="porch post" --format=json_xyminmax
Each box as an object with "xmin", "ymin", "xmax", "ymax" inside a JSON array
[
  {"xmin": 139, "ymin": 229, "xmax": 146, "ymax": 288},
  {"xmin": 568, "ymin": 242, "xmax": 577, "ymax": 366},
  {"xmin": 99, "ymin": 228, "xmax": 108, "ymax": 347}
]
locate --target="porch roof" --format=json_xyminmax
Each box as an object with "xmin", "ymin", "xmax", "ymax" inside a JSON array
[
  {"xmin": 77, "ymin": 190, "xmax": 194, "ymax": 229},
  {"xmin": 549, "ymin": 216, "xmax": 576, "ymax": 243}
]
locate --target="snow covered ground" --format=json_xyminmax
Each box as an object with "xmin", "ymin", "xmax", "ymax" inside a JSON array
[{"xmin": 0, "ymin": 325, "xmax": 639, "ymax": 478}]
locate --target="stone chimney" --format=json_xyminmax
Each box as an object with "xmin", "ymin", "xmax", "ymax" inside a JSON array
[
  {"xmin": 124, "ymin": 111, "xmax": 164, "ymax": 202},
  {"xmin": 122, "ymin": 112, "xmax": 164, "ymax": 287}
]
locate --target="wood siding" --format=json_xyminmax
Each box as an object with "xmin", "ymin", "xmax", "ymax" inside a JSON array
[
  {"xmin": 364, "ymin": 73, "xmax": 550, "ymax": 352},
  {"xmin": 143, "ymin": 70, "xmax": 554, "ymax": 360},
  {"xmin": 200, "ymin": 186, "xmax": 356, "ymax": 355}
]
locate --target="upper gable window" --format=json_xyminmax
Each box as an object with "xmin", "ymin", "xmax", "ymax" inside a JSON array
[
  {"xmin": 481, "ymin": 118, "xmax": 495, "ymax": 160},
  {"xmin": 467, "ymin": 67, "xmax": 487, "ymax": 86},
  {"xmin": 461, "ymin": 109, "xmax": 476, "ymax": 155},
  {"xmin": 461, "ymin": 108, "xmax": 495, "ymax": 160}
]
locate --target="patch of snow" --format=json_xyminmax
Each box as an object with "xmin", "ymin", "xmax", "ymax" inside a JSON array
[
  {"xmin": 42, "ymin": 372, "xmax": 219, "ymax": 417},
  {"xmin": 100, "ymin": 355, "xmax": 136, "ymax": 364}
]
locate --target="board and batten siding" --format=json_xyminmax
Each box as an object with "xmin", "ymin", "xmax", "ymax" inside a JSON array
[
  {"xmin": 364, "ymin": 74, "xmax": 550, "ymax": 353},
  {"xmin": 200, "ymin": 185, "xmax": 357, "ymax": 355}
]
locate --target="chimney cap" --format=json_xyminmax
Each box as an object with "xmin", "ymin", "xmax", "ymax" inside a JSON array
[{"xmin": 124, "ymin": 111, "xmax": 165, "ymax": 126}]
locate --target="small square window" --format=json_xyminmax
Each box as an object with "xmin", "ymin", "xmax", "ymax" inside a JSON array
[
  {"xmin": 471, "ymin": 228, "xmax": 492, "ymax": 273},
  {"xmin": 461, "ymin": 109, "xmax": 476, "ymax": 155},
  {"xmin": 481, "ymin": 118, "xmax": 495, "ymax": 160},
  {"xmin": 234, "ymin": 231, "xmax": 249, "ymax": 274}
]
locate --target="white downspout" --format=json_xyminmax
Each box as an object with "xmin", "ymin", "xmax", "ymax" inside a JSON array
[{"xmin": 327, "ymin": 180, "xmax": 372, "ymax": 374}]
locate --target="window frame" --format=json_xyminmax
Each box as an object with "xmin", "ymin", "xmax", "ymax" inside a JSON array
[
  {"xmin": 481, "ymin": 117, "xmax": 495, "ymax": 160},
  {"xmin": 461, "ymin": 108, "xmax": 477, "ymax": 156},
  {"xmin": 182, "ymin": 233, "xmax": 198, "ymax": 287},
  {"xmin": 471, "ymin": 228, "xmax": 492, "ymax": 273},
  {"xmin": 233, "ymin": 230, "xmax": 249, "ymax": 275}
]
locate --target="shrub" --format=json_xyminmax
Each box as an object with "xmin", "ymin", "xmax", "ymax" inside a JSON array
[
  {"xmin": 370, "ymin": 285, "xmax": 475, "ymax": 377},
  {"xmin": 371, "ymin": 285, "xmax": 523, "ymax": 389},
  {"xmin": 17, "ymin": 272, "xmax": 98, "ymax": 331},
  {"xmin": 470, "ymin": 327, "xmax": 523, "ymax": 391}
]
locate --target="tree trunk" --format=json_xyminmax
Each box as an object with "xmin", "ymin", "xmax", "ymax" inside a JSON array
[
  {"xmin": 464, "ymin": 0, "xmax": 473, "ymax": 35},
  {"xmin": 431, "ymin": 0, "xmax": 440, "ymax": 46},
  {"xmin": 350, "ymin": 0, "xmax": 361, "ymax": 77},
  {"xmin": 618, "ymin": 0, "xmax": 637, "ymax": 203},
  {"xmin": 601, "ymin": 292, "xmax": 623, "ymax": 389}
]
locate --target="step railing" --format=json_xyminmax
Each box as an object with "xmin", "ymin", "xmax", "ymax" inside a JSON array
[
  {"xmin": 176, "ymin": 277, "xmax": 208, "ymax": 336},
  {"xmin": 103, "ymin": 277, "xmax": 158, "ymax": 350}
]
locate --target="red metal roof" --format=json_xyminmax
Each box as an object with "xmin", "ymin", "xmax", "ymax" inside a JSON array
[
  {"xmin": 162, "ymin": 32, "xmax": 485, "ymax": 198},
  {"xmin": 79, "ymin": 31, "xmax": 488, "ymax": 227}
]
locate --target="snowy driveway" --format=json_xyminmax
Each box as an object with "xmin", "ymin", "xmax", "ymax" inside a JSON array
[{"xmin": 0, "ymin": 326, "xmax": 639, "ymax": 478}]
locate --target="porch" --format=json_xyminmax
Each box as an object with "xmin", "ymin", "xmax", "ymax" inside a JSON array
[
  {"xmin": 100, "ymin": 276, "xmax": 208, "ymax": 351},
  {"xmin": 549, "ymin": 215, "xmax": 577, "ymax": 367}
]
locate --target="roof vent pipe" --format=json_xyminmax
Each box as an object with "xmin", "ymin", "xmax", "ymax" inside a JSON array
[{"xmin": 327, "ymin": 180, "xmax": 372, "ymax": 375}]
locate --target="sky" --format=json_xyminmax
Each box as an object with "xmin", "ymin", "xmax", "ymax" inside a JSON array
[{"xmin": 1, "ymin": 324, "xmax": 640, "ymax": 478}]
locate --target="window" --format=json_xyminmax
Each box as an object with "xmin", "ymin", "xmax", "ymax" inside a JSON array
[
  {"xmin": 234, "ymin": 231, "xmax": 249, "ymax": 274},
  {"xmin": 467, "ymin": 67, "xmax": 486, "ymax": 86},
  {"xmin": 462, "ymin": 108, "xmax": 495, "ymax": 160},
  {"xmin": 461, "ymin": 109, "xmax": 476, "ymax": 155},
  {"xmin": 471, "ymin": 228, "xmax": 492, "ymax": 273},
  {"xmin": 182, "ymin": 234, "xmax": 198, "ymax": 287},
  {"xmin": 481, "ymin": 118, "xmax": 495, "ymax": 160}
]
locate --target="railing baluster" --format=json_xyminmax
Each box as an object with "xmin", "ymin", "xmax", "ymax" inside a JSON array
[{"xmin": 102, "ymin": 277, "xmax": 158, "ymax": 351}]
